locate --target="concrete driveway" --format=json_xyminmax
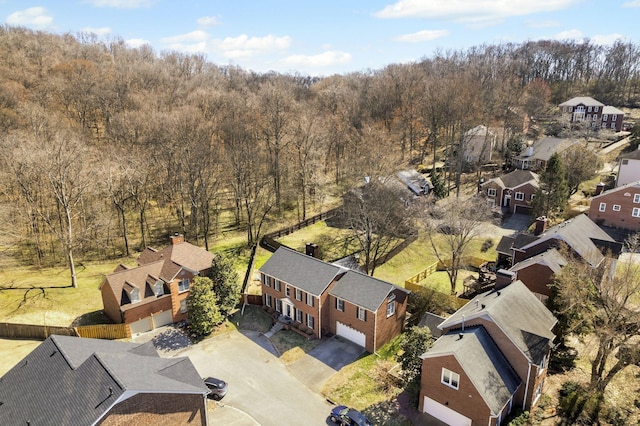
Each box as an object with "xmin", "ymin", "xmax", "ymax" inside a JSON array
[
  {"xmin": 288, "ymin": 336, "xmax": 365, "ymax": 393},
  {"xmin": 175, "ymin": 330, "xmax": 334, "ymax": 426}
]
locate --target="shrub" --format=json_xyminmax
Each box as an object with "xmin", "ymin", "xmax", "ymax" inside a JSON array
[{"xmin": 481, "ymin": 239, "xmax": 494, "ymax": 252}]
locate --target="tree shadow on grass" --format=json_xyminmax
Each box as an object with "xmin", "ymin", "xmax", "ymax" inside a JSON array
[{"xmin": 71, "ymin": 310, "xmax": 112, "ymax": 327}]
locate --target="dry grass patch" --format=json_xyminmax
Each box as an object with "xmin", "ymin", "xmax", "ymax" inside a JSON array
[{"xmin": 270, "ymin": 330, "xmax": 320, "ymax": 364}]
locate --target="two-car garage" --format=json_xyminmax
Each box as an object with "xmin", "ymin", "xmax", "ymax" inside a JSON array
[
  {"xmin": 423, "ymin": 396, "xmax": 472, "ymax": 426},
  {"xmin": 129, "ymin": 310, "xmax": 174, "ymax": 335}
]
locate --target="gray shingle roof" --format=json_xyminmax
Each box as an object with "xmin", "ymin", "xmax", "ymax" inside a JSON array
[
  {"xmin": 438, "ymin": 281, "xmax": 557, "ymax": 364},
  {"xmin": 520, "ymin": 214, "xmax": 616, "ymax": 267},
  {"xmin": 496, "ymin": 233, "xmax": 538, "ymax": 255},
  {"xmin": 329, "ymin": 270, "xmax": 409, "ymax": 312},
  {"xmin": 0, "ymin": 335, "xmax": 208, "ymax": 426},
  {"xmin": 421, "ymin": 326, "xmax": 521, "ymax": 415},
  {"xmin": 515, "ymin": 137, "xmax": 581, "ymax": 162},
  {"xmin": 559, "ymin": 96, "xmax": 604, "ymax": 107},
  {"xmin": 509, "ymin": 248, "xmax": 567, "ymax": 274},
  {"xmin": 259, "ymin": 247, "xmax": 345, "ymax": 296},
  {"xmin": 591, "ymin": 180, "xmax": 640, "ymax": 200}
]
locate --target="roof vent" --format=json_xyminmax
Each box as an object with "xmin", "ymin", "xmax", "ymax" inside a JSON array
[
  {"xmin": 496, "ymin": 291, "xmax": 501, "ymax": 296},
  {"xmin": 481, "ymin": 304, "xmax": 486, "ymax": 309},
  {"xmin": 458, "ymin": 333, "xmax": 464, "ymax": 340}
]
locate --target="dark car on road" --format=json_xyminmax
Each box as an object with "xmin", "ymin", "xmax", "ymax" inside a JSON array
[
  {"xmin": 329, "ymin": 405, "xmax": 372, "ymax": 426},
  {"xmin": 203, "ymin": 377, "xmax": 228, "ymax": 400}
]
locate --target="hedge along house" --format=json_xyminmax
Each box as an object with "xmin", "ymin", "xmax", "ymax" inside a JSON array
[
  {"xmin": 259, "ymin": 246, "xmax": 409, "ymax": 353},
  {"xmin": 100, "ymin": 234, "xmax": 214, "ymax": 335}
]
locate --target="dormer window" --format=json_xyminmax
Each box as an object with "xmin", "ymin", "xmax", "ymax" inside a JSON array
[
  {"xmin": 130, "ymin": 287, "xmax": 140, "ymax": 303},
  {"xmin": 154, "ymin": 281, "xmax": 164, "ymax": 296}
]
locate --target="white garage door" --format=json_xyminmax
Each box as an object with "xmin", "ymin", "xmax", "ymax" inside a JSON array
[
  {"xmin": 336, "ymin": 322, "xmax": 366, "ymax": 347},
  {"xmin": 423, "ymin": 396, "xmax": 472, "ymax": 426},
  {"xmin": 129, "ymin": 317, "xmax": 153, "ymax": 335},
  {"xmin": 152, "ymin": 310, "xmax": 174, "ymax": 328}
]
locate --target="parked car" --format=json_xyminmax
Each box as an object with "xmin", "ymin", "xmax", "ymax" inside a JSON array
[
  {"xmin": 203, "ymin": 377, "xmax": 228, "ymax": 400},
  {"xmin": 329, "ymin": 405, "xmax": 372, "ymax": 426}
]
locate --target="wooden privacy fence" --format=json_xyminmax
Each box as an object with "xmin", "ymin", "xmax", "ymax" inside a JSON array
[
  {"xmin": 75, "ymin": 323, "xmax": 131, "ymax": 340},
  {"xmin": 0, "ymin": 322, "xmax": 77, "ymax": 340},
  {"xmin": 244, "ymin": 293, "xmax": 263, "ymax": 306},
  {"xmin": 405, "ymin": 262, "xmax": 439, "ymax": 290}
]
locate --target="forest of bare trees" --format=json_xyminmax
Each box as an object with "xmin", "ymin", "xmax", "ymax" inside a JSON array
[{"xmin": 1, "ymin": 25, "xmax": 640, "ymax": 283}]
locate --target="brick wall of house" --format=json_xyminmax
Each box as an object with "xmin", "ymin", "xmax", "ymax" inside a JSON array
[
  {"xmin": 589, "ymin": 190, "xmax": 640, "ymax": 231},
  {"xmin": 328, "ymin": 296, "xmax": 375, "ymax": 351},
  {"xmin": 482, "ymin": 181, "xmax": 503, "ymax": 208},
  {"xmin": 513, "ymin": 264, "xmax": 555, "ymax": 299},
  {"xmin": 513, "ymin": 239, "xmax": 556, "ymax": 264},
  {"xmin": 419, "ymin": 355, "xmax": 492, "ymax": 425},
  {"xmin": 373, "ymin": 290, "xmax": 408, "ymax": 352},
  {"xmin": 510, "ymin": 183, "xmax": 537, "ymax": 214},
  {"xmin": 101, "ymin": 282, "xmax": 124, "ymax": 324},
  {"xmin": 97, "ymin": 393, "xmax": 206, "ymax": 426},
  {"xmin": 168, "ymin": 270, "xmax": 197, "ymax": 322},
  {"xmin": 122, "ymin": 295, "xmax": 173, "ymax": 324}
]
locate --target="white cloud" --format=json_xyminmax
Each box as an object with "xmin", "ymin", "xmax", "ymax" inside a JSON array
[
  {"xmin": 375, "ymin": 0, "xmax": 581, "ymax": 25},
  {"xmin": 197, "ymin": 16, "xmax": 221, "ymax": 27},
  {"xmin": 161, "ymin": 30, "xmax": 210, "ymax": 44},
  {"xmin": 82, "ymin": 26, "xmax": 112, "ymax": 36},
  {"xmin": 394, "ymin": 29, "xmax": 449, "ymax": 42},
  {"xmin": 622, "ymin": 0, "xmax": 640, "ymax": 7},
  {"xmin": 525, "ymin": 20, "xmax": 560, "ymax": 28},
  {"xmin": 125, "ymin": 38, "xmax": 151, "ymax": 48},
  {"xmin": 212, "ymin": 34, "xmax": 292, "ymax": 58},
  {"xmin": 6, "ymin": 7, "xmax": 53, "ymax": 28},
  {"xmin": 552, "ymin": 29, "xmax": 583, "ymax": 40},
  {"xmin": 591, "ymin": 34, "xmax": 625, "ymax": 45},
  {"xmin": 83, "ymin": 0, "xmax": 153, "ymax": 8},
  {"xmin": 282, "ymin": 51, "xmax": 352, "ymax": 67}
]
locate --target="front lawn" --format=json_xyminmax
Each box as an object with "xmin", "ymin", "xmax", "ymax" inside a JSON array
[{"xmin": 270, "ymin": 330, "xmax": 321, "ymax": 364}]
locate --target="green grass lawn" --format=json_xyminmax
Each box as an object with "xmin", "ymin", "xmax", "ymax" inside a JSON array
[{"xmin": 277, "ymin": 221, "xmax": 360, "ymax": 262}]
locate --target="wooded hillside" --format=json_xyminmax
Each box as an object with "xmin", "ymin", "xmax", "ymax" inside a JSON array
[{"xmin": 1, "ymin": 26, "xmax": 639, "ymax": 280}]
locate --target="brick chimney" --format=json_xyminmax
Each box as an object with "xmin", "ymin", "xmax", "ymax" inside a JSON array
[
  {"xmin": 534, "ymin": 216, "xmax": 547, "ymax": 236},
  {"xmin": 305, "ymin": 242, "xmax": 320, "ymax": 258},
  {"xmin": 495, "ymin": 269, "xmax": 516, "ymax": 290},
  {"xmin": 595, "ymin": 182, "xmax": 605, "ymax": 196},
  {"xmin": 169, "ymin": 233, "xmax": 185, "ymax": 245}
]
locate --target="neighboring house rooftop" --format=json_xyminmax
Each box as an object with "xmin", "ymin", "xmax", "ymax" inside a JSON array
[
  {"xmin": 486, "ymin": 169, "xmax": 539, "ymax": 190},
  {"xmin": 329, "ymin": 270, "xmax": 410, "ymax": 312},
  {"xmin": 0, "ymin": 335, "xmax": 208, "ymax": 425},
  {"xmin": 509, "ymin": 248, "xmax": 567, "ymax": 275},
  {"xmin": 418, "ymin": 312, "xmax": 446, "ymax": 337},
  {"xmin": 259, "ymin": 246, "xmax": 345, "ymax": 296},
  {"xmin": 602, "ymin": 105, "xmax": 624, "ymax": 115},
  {"xmin": 438, "ymin": 280, "xmax": 557, "ymax": 364},
  {"xmin": 520, "ymin": 214, "xmax": 617, "ymax": 267},
  {"xmin": 496, "ymin": 233, "xmax": 538, "ymax": 255},
  {"xmin": 395, "ymin": 169, "xmax": 432, "ymax": 196},
  {"xmin": 515, "ymin": 137, "xmax": 581, "ymax": 163},
  {"xmin": 421, "ymin": 326, "xmax": 521, "ymax": 415},
  {"xmin": 138, "ymin": 238, "xmax": 215, "ymax": 281},
  {"xmin": 591, "ymin": 180, "xmax": 640, "ymax": 201},
  {"xmin": 559, "ymin": 97, "xmax": 604, "ymax": 107},
  {"xmin": 620, "ymin": 149, "xmax": 640, "ymax": 161},
  {"xmin": 101, "ymin": 259, "xmax": 167, "ymax": 308}
]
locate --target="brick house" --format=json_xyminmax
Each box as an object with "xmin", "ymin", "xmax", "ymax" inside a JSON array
[
  {"xmin": 511, "ymin": 137, "xmax": 581, "ymax": 171},
  {"xmin": 559, "ymin": 96, "xmax": 625, "ymax": 131},
  {"xmin": 419, "ymin": 281, "xmax": 557, "ymax": 426},
  {"xmin": 500, "ymin": 248, "xmax": 567, "ymax": 302},
  {"xmin": 589, "ymin": 181, "xmax": 640, "ymax": 231},
  {"xmin": 100, "ymin": 234, "xmax": 214, "ymax": 334},
  {"xmin": 259, "ymin": 247, "xmax": 409, "ymax": 353},
  {"xmin": 616, "ymin": 149, "xmax": 640, "ymax": 187},
  {"xmin": 0, "ymin": 335, "xmax": 209, "ymax": 425},
  {"xmin": 480, "ymin": 169, "xmax": 539, "ymax": 214}
]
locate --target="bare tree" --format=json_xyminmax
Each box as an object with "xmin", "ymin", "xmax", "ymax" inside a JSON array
[{"xmin": 414, "ymin": 196, "xmax": 495, "ymax": 294}]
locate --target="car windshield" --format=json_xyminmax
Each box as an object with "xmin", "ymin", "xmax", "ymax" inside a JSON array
[{"xmin": 339, "ymin": 407, "xmax": 350, "ymax": 416}]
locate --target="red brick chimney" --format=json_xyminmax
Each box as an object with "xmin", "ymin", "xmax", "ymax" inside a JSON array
[
  {"xmin": 170, "ymin": 233, "xmax": 185, "ymax": 245},
  {"xmin": 595, "ymin": 182, "xmax": 605, "ymax": 195},
  {"xmin": 495, "ymin": 269, "xmax": 516, "ymax": 290},
  {"xmin": 534, "ymin": 216, "xmax": 547, "ymax": 236}
]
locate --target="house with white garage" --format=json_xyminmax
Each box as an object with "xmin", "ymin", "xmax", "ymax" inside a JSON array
[
  {"xmin": 418, "ymin": 281, "xmax": 557, "ymax": 426},
  {"xmin": 259, "ymin": 246, "xmax": 409, "ymax": 353},
  {"xmin": 100, "ymin": 234, "xmax": 214, "ymax": 334}
]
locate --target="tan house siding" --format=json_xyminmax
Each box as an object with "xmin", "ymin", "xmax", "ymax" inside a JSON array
[
  {"xmin": 101, "ymin": 281, "xmax": 124, "ymax": 323},
  {"xmin": 97, "ymin": 393, "xmax": 206, "ymax": 426},
  {"xmin": 419, "ymin": 355, "xmax": 492, "ymax": 426}
]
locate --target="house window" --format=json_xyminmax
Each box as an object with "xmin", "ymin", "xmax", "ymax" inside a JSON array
[
  {"xmin": 593, "ymin": 114, "xmax": 597, "ymax": 121},
  {"xmin": 539, "ymin": 354, "xmax": 548, "ymax": 376},
  {"xmin": 587, "ymin": 106, "xmax": 592, "ymax": 112},
  {"xmin": 276, "ymin": 299, "xmax": 282, "ymax": 313},
  {"xmin": 514, "ymin": 192, "xmax": 524, "ymax": 201},
  {"xmin": 154, "ymin": 281, "xmax": 164, "ymax": 297},
  {"xmin": 286, "ymin": 286, "xmax": 290, "ymax": 297},
  {"xmin": 296, "ymin": 309, "xmax": 303, "ymax": 323},
  {"xmin": 295, "ymin": 288, "xmax": 302, "ymax": 301},
  {"xmin": 130, "ymin": 288, "xmax": 140, "ymax": 303},
  {"xmin": 306, "ymin": 293, "xmax": 314, "ymax": 307},
  {"xmin": 612, "ymin": 114, "xmax": 617, "ymax": 121},
  {"xmin": 387, "ymin": 301, "xmax": 396, "ymax": 317},
  {"xmin": 178, "ymin": 279, "xmax": 189, "ymax": 293},
  {"xmin": 306, "ymin": 314, "xmax": 315, "ymax": 330},
  {"xmin": 180, "ymin": 299, "xmax": 188, "ymax": 313},
  {"xmin": 264, "ymin": 275, "xmax": 271, "ymax": 287},
  {"xmin": 603, "ymin": 114, "xmax": 608, "ymax": 121},
  {"xmin": 567, "ymin": 106, "xmax": 573, "ymax": 112},
  {"xmin": 336, "ymin": 298, "xmax": 344, "ymax": 312},
  {"xmin": 594, "ymin": 106, "xmax": 599, "ymax": 112},
  {"xmin": 623, "ymin": 159, "xmax": 629, "ymax": 165},
  {"xmin": 611, "ymin": 123, "xmax": 616, "ymax": 129},
  {"xmin": 442, "ymin": 368, "xmax": 460, "ymax": 390},
  {"xmin": 530, "ymin": 193, "xmax": 535, "ymax": 200},
  {"xmin": 613, "ymin": 204, "xmax": 621, "ymax": 212},
  {"xmin": 357, "ymin": 307, "xmax": 366, "ymax": 321},
  {"xmin": 634, "ymin": 194, "xmax": 640, "ymax": 203},
  {"xmin": 265, "ymin": 294, "xmax": 272, "ymax": 308},
  {"xmin": 599, "ymin": 203, "xmax": 606, "ymax": 212},
  {"xmin": 487, "ymin": 188, "xmax": 496, "ymax": 197},
  {"xmin": 586, "ymin": 114, "xmax": 590, "ymax": 120},
  {"xmin": 633, "ymin": 208, "xmax": 640, "ymax": 218},
  {"xmin": 274, "ymin": 280, "xmax": 281, "ymax": 292}
]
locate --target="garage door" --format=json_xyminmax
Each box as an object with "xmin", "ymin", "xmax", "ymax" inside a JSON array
[
  {"xmin": 423, "ymin": 397, "xmax": 472, "ymax": 426},
  {"xmin": 514, "ymin": 204, "xmax": 532, "ymax": 215},
  {"xmin": 336, "ymin": 322, "xmax": 366, "ymax": 347},
  {"xmin": 129, "ymin": 317, "xmax": 153, "ymax": 335},
  {"xmin": 152, "ymin": 310, "xmax": 174, "ymax": 329}
]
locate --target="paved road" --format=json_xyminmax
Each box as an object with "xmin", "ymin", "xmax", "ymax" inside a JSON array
[{"xmin": 175, "ymin": 330, "xmax": 334, "ymax": 426}]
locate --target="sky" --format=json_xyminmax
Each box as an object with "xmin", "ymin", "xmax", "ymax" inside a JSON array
[{"xmin": 1, "ymin": 0, "xmax": 640, "ymax": 77}]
